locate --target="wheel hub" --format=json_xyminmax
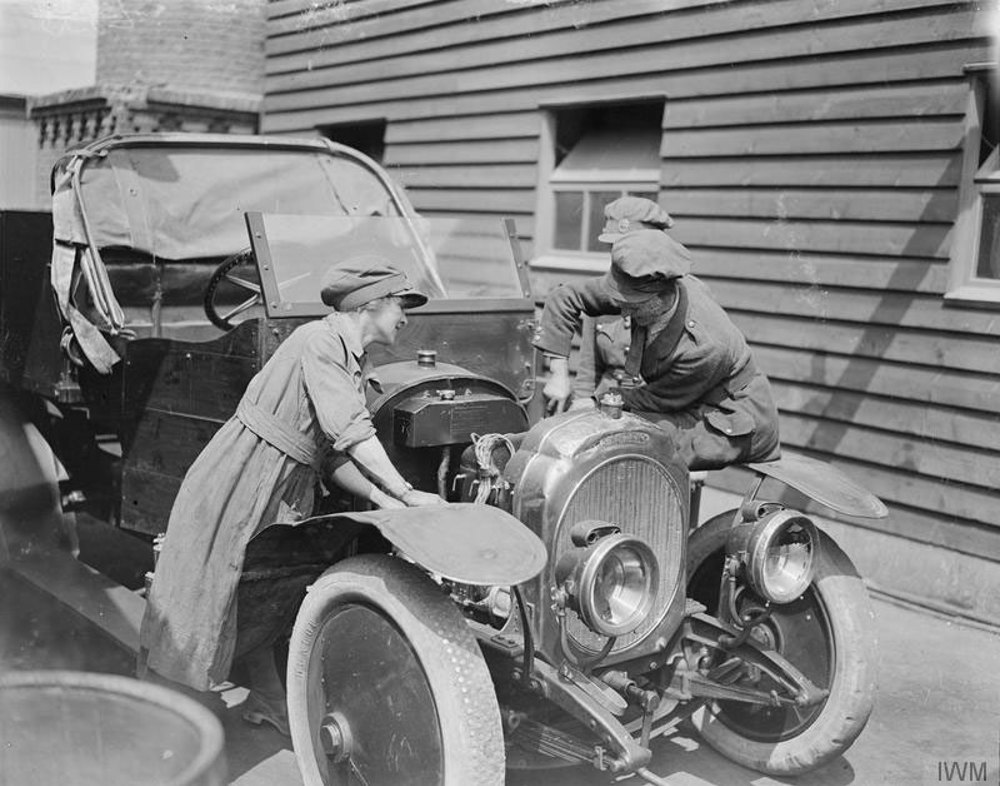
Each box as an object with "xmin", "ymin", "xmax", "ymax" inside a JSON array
[
  {"xmin": 319, "ymin": 711, "xmax": 353, "ymax": 763},
  {"xmin": 744, "ymin": 622, "xmax": 778, "ymax": 684}
]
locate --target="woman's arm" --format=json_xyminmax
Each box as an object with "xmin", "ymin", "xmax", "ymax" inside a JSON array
[
  {"xmin": 327, "ymin": 458, "xmax": 404, "ymax": 509},
  {"xmin": 532, "ymin": 277, "xmax": 620, "ymax": 357},
  {"xmin": 570, "ymin": 316, "xmax": 599, "ymax": 407},
  {"xmin": 303, "ymin": 329, "xmax": 443, "ymax": 507},
  {"xmin": 348, "ymin": 435, "xmax": 444, "ymax": 507},
  {"xmin": 534, "ymin": 279, "xmax": 619, "ymax": 412}
]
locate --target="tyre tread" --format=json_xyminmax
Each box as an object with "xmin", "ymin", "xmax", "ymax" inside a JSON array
[
  {"xmin": 687, "ymin": 515, "xmax": 877, "ymax": 776},
  {"xmin": 287, "ymin": 554, "xmax": 504, "ymax": 786}
]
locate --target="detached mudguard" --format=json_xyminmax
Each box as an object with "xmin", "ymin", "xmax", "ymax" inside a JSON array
[{"xmin": 292, "ymin": 503, "xmax": 547, "ymax": 586}]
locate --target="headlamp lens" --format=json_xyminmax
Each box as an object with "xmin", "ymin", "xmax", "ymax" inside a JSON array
[
  {"xmin": 578, "ymin": 536, "xmax": 658, "ymax": 637},
  {"xmin": 745, "ymin": 513, "xmax": 818, "ymax": 604}
]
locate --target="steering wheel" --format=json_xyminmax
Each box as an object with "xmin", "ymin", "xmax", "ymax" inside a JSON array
[{"xmin": 203, "ymin": 249, "xmax": 263, "ymax": 331}]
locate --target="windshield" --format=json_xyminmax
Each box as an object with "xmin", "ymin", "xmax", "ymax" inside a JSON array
[{"xmin": 250, "ymin": 213, "xmax": 528, "ymax": 317}]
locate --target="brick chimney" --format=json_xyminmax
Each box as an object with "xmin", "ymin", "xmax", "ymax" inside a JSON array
[
  {"xmin": 29, "ymin": 0, "xmax": 265, "ymax": 204},
  {"xmin": 96, "ymin": 0, "xmax": 264, "ymax": 98}
]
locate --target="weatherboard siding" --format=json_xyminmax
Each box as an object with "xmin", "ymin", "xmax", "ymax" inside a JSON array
[{"xmin": 262, "ymin": 0, "xmax": 1000, "ymax": 560}]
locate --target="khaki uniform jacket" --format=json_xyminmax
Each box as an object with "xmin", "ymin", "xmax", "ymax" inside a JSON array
[
  {"xmin": 571, "ymin": 315, "xmax": 631, "ymax": 402},
  {"xmin": 535, "ymin": 274, "xmax": 780, "ymax": 470},
  {"xmin": 139, "ymin": 313, "xmax": 376, "ymax": 690}
]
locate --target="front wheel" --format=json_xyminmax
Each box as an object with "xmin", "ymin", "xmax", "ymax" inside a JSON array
[
  {"xmin": 686, "ymin": 512, "xmax": 877, "ymax": 775},
  {"xmin": 286, "ymin": 554, "xmax": 505, "ymax": 786}
]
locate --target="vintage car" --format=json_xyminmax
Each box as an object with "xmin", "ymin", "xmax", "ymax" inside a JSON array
[{"xmin": 0, "ymin": 133, "xmax": 885, "ymax": 786}]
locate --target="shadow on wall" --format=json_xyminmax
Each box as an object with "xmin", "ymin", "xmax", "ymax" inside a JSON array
[{"xmin": 795, "ymin": 149, "xmax": 980, "ymax": 507}]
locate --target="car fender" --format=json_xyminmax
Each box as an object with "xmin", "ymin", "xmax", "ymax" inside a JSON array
[
  {"xmin": 748, "ymin": 450, "xmax": 888, "ymax": 519},
  {"xmin": 289, "ymin": 502, "xmax": 547, "ymax": 586}
]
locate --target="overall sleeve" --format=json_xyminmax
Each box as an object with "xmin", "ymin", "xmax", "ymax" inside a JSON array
[
  {"xmin": 300, "ymin": 331, "xmax": 377, "ymax": 452},
  {"xmin": 533, "ymin": 277, "xmax": 621, "ymax": 357},
  {"xmin": 572, "ymin": 317, "xmax": 600, "ymax": 399}
]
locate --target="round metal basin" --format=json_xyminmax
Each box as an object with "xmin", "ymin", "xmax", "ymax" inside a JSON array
[{"xmin": 0, "ymin": 671, "xmax": 226, "ymax": 785}]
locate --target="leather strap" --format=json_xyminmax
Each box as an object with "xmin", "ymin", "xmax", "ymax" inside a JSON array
[
  {"xmin": 623, "ymin": 281, "xmax": 690, "ymax": 379},
  {"xmin": 236, "ymin": 399, "xmax": 319, "ymax": 469},
  {"xmin": 623, "ymin": 324, "xmax": 646, "ymax": 378}
]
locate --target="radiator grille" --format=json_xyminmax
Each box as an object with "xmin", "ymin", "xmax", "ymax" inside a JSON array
[{"xmin": 556, "ymin": 456, "xmax": 685, "ymax": 654}]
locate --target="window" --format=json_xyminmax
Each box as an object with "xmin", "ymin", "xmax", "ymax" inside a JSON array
[
  {"xmin": 947, "ymin": 66, "xmax": 999, "ymax": 304},
  {"xmin": 318, "ymin": 119, "xmax": 387, "ymax": 164},
  {"xmin": 973, "ymin": 149, "xmax": 1000, "ymax": 279},
  {"xmin": 535, "ymin": 100, "xmax": 664, "ymax": 266}
]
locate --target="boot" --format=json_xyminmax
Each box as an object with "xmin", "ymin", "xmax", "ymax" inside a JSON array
[{"xmin": 239, "ymin": 645, "xmax": 290, "ymax": 737}]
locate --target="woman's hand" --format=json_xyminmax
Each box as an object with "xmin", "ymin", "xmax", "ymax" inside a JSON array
[
  {"xmin": 369, "ymin": 487, "xmax": 406, "ymax": 510},
  {"xmin": 401, "ymin": 489, "xmax": 447, "ymax": 507},
  {"xmin": 542, "ymin": 356, "xmax": 572, "ymax": 414}
]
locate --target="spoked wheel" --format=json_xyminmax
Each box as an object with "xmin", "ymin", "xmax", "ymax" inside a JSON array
[
  {"xmin": 286, "ymin": 554, "xmax": 505, "ymax": 786},
  {"xmin": 203, "ymin": 249, "xmax": 263, "ymax": 330},
  {"xmin": 686, "ymin": 513, "xmax": 877, "ymax": 775}
]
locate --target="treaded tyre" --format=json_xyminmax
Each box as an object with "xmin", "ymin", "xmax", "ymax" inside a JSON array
[
  {"xmin": 686, "ymin": 512, "xmax": 877, "ymax": 775},
  {"xmin": 286, "ymin": 553, "xmax": 505, "ymax": 786}
]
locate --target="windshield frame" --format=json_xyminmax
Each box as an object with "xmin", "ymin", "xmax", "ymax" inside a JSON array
[{"xmin": 246, "ymin": 212, "xmax": 533, "ymax": 318}]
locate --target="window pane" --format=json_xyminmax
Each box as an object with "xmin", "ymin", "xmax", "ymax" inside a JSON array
[
  {"xmin": 554, "ymin": 191, "xmax": 584, "ymax": 250},
  {"xmin": 630, "ymin": 190, "xmax": 658, "ymax": 202},
  {"xmin": 586, "ymin": 190, "xmax": 621, "ymax": 252},
  {"xmin": 976, "ymin": 194, "xmax": 1000, "ymax": 280}
]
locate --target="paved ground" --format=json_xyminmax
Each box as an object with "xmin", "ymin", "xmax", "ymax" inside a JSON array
[{"xmin": 3, "ymin": 566, "xmax": 997, "ymax": 786}]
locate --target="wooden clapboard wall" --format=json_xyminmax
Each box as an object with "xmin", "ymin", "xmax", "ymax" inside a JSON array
[{"xmin": 262, "ymin": 0, "xmax": 999, "ymax": 559}]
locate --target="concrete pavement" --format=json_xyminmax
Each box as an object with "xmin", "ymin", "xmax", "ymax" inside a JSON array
[
  {"xmin": 219, "ymin": 594, "xmax": 999, "ymax": 786},
  {"xmin": 3, "ymin": 554, "xmax": 998, "ymax": 786}
]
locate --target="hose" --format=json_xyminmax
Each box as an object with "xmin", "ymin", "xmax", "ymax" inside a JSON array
[{"xmin": 512, "ymin": 585, "xmax": 534, "ymax": 688}]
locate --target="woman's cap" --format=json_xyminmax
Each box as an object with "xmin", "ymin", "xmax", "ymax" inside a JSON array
[
  {"xmin": 604, "ymin": 230, "xmax": 692, "ymax": 303},
  {"xmin": 321, "ymin": 257, "xmax": 428, "ymax": 311},
  {"xmin": 598, "ymin": 196, "xmax": 675, "ymax": 243}
]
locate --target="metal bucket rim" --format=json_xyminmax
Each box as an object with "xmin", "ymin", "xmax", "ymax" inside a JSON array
[{"xmin": 0, "ymin": 670, "xmax": 224, "ymax": 786}]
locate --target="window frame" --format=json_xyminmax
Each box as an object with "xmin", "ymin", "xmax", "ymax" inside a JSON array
[
  {"xmin": 946, "ymin": 65, "xmax": 999, "ymax": 307},
  {"xmin": 532, "ymin": 98, "xmax": 665, "ymax": 275},
  {"xmin": 550, "ymin": 182, "xmax": 660, "ymax": 254}
]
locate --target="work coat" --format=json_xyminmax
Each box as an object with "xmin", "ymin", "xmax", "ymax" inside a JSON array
[
  {"xmin": 139, "ymin": 313, "xmax": 376, "ymax": 690},
  {"xmin": 536, "ymin": 274, "xmax": 781, "ymax": 470},
  {"xmin": 571, "ymin": 315, "xmax": 632, "ymax": 402}
]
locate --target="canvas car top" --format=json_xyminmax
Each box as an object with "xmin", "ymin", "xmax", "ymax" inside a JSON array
[
  {"xmin": 51, "ymin": 133, "xmax": 406, "ymax": 262},
  {"xmin": 48, "ymin": 133, "xmax": 420, "ymax": 372}
]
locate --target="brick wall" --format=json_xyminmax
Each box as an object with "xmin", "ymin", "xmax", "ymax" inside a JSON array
[{"xmin": 96, "ymin": 0, "xmax": 264, "ymax": 97}]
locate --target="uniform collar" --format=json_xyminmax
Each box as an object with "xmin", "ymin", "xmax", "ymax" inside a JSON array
[
  {"xmin": 641, "ymin": 281, "xmax": 681, "ymax": 341},
  {"xmin": 323, "ymin": 312, "xmax": 365, "ymax": 361}
]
